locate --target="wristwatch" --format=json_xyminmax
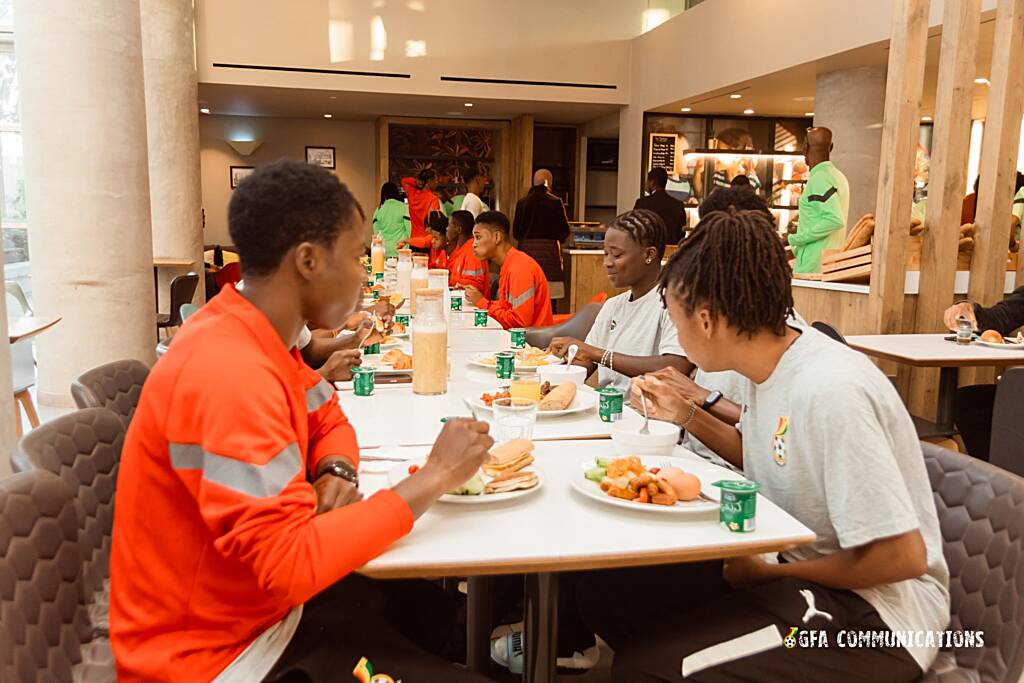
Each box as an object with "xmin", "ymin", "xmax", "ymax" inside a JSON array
[
  {"xmin": 317, "ymin": 458, "xmax": 359, "ymax": 486},
  {"xmin": 701, "ymin": 390, "xmax": 723, "ymax": 413}
]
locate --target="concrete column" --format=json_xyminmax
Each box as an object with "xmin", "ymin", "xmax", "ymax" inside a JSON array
[
  {"xmin": 815, "ymin": 66, "xmax": 887, "ymax": 223},
  {"xmin": 616, "ymin": 105, "xmax": 645, "ymax": 214},
  {"xmin": 14, "ymin": 0, "xmax": 155, "ymax": 407},
  {"xmin": 141, "ymin": 0, "xmax": 205, "ymax": 313}
]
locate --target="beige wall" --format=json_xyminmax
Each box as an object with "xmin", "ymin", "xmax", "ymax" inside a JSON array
[{"xmin": 199, "ymin": 114, "xmax": 377, "ymax": 245}]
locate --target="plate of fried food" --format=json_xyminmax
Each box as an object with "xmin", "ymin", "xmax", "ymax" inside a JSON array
[
  {"xmin": 469, "ymin": 347, "xmax": 564, "ymax": 371},
  {"xmin": 387, "ymin": 439, "xmax": 542, "ymax": 504},
  {"xmin": 363, "ymin": 349, "xmax": 413, "ymax": 374},
  {"xmin": 570, "ymin": 455, "xmax": 721, "ymax": 515},
  {"xmin": 471, "ymin": 382, "xmax": 597, "ymax": 417},
  {"xmin": 974, "ymin": 329, "xmax": 1024, "ymax": 350}
]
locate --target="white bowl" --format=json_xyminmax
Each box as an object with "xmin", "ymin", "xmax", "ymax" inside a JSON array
[
  {"xmin": 610, "ymin": 417, "xmax": 681, "ymax": 456},
  {"xmin": 537, "ymin": 364, "xmax": 587, "ymax": 388}
]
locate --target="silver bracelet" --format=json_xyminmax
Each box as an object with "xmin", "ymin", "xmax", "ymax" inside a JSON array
[
  {"xmin": 599, "ymin": 349, "xmax": 611, "ymax": 368},
  {"xmin": 680, "ymin": 400, "xmax": 698, "ymax": 430},
  {"xmin": 608, "ymin": 350, "xmax": 614, "ymax": 373}
]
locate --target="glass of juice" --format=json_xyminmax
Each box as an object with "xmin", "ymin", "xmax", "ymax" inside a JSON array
[{"xmin": 509, "ymin": 372, "xmax": 542, "ymax": 404}]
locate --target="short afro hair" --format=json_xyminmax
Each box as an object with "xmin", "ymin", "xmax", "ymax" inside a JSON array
[
  {"xmin": 607, "ymin": 209, "xmax": 668, "ymax": 259},
  {"xmin": 698, "ymin": 187, "xmax": 771, "ymax": 219},
  {"xmin": 475, "ymin": 210, "xmax": 511, "ymax": 234},
  {"xmin": 228, "ymin": 160, "xmax": 364, "ymax": 277},
  {"xmin": 449, "ymin": 210, "xmax": 475, "ymax": 236},
  {"xmin": 647, "ymin": 167, "xmax": 669, "ymax": 189}
]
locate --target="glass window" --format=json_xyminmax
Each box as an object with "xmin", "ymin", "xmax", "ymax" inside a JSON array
[
  {"xmin": 0, "ymin": 51, "xmax": 17, "ymax": 125},
  {"xmin": 0, "ymin": 0, "xmax": 12, "ymax": 29}
]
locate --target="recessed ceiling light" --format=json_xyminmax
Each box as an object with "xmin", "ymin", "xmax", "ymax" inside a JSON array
[
  {"xmin": 793, "ymin": 95, "xmax": 815, "ymax": 102},
  {"xmin": 199, "ymin": 107, "xmax": 210, "ymax": 114},
  {"xmin": 464, "ymin": 102, "xmax": 474, "ymax": 107},
  {"xmin": 921, "ymin": 116, "xmax": 933, "ymax": 122},
  {"xmin": 974, "ymin": 77, "xmax": 990, "ymax": 85},
  {"xmin": 729, "ymin": 93, "xmax": 742, "ymax": 99},
  {"xmin": 680, "ymin": 107, "xmax": 692, "ymax": 112},
  {"xmin": 329, "ymin": 95, "xmax": 337, "ymax": 100},
  {"xmin": 323, "ymin": 113, "xmax": 333, "ymax": 118},
  {"xmin": 743, "ymin": 108, "xmax": 755, "ymax": 115},
  {"xmin": 804, "ymin": 112, "xmax": 814, "ymax": 117}
]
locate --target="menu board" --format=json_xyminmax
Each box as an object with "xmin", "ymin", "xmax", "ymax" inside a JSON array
[{"xmin": 648, "ymin": 133, "xmax": 677, "ymax": 172}]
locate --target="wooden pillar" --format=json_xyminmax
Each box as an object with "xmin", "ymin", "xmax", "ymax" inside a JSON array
[
  {"xmin": 969, "ymin": 0, "xmax": 1024, "ymax": 301},
  {"xmin": 508, "ymin": 114, "xmax": 535, "ymax": 211},
  {"xmin": 909, "ymin": 0, "xmax": 981, "ymax": 418},
  {"xmin": 375, "ymin": 118, "xmax": 389, "ymax": 202},
  {"xmin": 869, "ymin": 0, "xmax": 931, "ymax": 335}
]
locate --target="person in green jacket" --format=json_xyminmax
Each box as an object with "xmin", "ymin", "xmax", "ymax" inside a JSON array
[
  {"xmin": 788, "ymin": 127, "xmax": 850, "ymax": 274},
  {"xmin": 372, "ymin": 182, "xmax": 410, "ymax": 258}
]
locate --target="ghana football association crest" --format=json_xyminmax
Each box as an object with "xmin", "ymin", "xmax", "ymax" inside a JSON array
[
  {"xmin": 353, "ymin": 656, "xmax": 400, "ymax": 683},
  {"xmin": 772, "ymin": 416, "xmax": 789, "ymax": 466}
]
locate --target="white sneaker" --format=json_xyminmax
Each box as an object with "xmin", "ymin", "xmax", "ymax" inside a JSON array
[
  {"xmin": 557, "ymin": 644, "xmax": 601, "ymax": 670},
  {"xmin": 490, "ymin": 629, "xmax": 524, "ymax": 674}
]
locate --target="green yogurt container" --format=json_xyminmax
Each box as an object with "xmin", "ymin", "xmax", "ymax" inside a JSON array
[
  {"xmin": 474, "ymin": 310, "xmax": 489, "ymax": 327},
  {"xmin": 352, "ymin": 367, "xmax": 375, "ymax": 396},
  {"xmin": 597, "ymin": 387, "xmax": 624, "ymax": 422},
  {"xmin": 713, "ymin": 480, "xmax": 761, "ymax": 533}
]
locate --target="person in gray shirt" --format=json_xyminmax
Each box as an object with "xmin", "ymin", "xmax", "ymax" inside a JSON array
[{"xmin": 579, "ymin": 208, "xmax": 949, "ymax": 682}]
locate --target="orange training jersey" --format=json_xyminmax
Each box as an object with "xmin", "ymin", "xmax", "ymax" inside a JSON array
[
  {"xmin": 448, "ymin": 239, "xmax": 488, "ymax": 294},
  {"xmin": 477, "ymin": 246, "xmax": 553, "ymax": 329},
  {"xmin": 110, "ymin": 285, "xmax": 413, "ymax": 682}
]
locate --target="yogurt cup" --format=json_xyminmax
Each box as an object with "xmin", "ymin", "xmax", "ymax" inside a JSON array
[
  {"xmin": 713, "ymin": 480, "xmax": 761, "ymax": 533},
  {"xmin": 537, "ymin": 364, "xmax": 587, "ymax": 388}
]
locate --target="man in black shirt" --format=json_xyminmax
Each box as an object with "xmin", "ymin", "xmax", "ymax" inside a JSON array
[
  {"xmin": 634, "ymin": 167, "xmax": 688, "ymax": 244},
  {"xmin": 512, "ymin": 169, "xmax": 571, "ymax": 302},
  {"xmin": 945, "ymin": 285, "xmax": 1024, "ymax": 458}
]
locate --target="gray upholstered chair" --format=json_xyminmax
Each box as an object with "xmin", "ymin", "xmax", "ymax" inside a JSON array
[
  {"xmin": 525, "ymin": 302, "xmax": 604, "ymax": 351},
  {"xmin": 0, "ymin": 469, "xmax": 114, "ymax": 682},
  {"xmin": 70, "ymin": 358, "xmax": 149, "ymax": 428},
  {"xmin": 11, "ymin": 407, "xmax": 126, "ymax": 637},
  {"xmin": 921, "ymin": 441, "xmax": 1024, "ymax": 682},
  {"xmin": 989, "ymin": 367, "xmax": 1024, "ymax": 478}
]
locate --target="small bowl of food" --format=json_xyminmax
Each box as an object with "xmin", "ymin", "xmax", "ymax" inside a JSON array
[
  {"xmin": 537, "ymin": 364, "xmax": 587, "ymax": 388},
  {"xmin": 611, "ymin": 418, "xmax": 681, "ymax": 456}
]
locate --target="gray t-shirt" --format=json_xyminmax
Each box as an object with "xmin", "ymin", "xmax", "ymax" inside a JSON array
[
  {"xmin": 585, "ymin": 285, "xmax": 685, "ymax": 391},
  {"xmin": 738, "ymin": 327, "xmax": 949, "ymax": 671}
]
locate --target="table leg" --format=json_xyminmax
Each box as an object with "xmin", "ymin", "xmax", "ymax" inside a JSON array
[
  {"xmin": 466, "ymin": 576, "xmax": 494, "ymax": 674},
  {"xmin": 936, "ymin": 367, "xmax": 959, "ymax": 434},
  {"xmin": 524, "ymin": 572, "xmax": 559, "ymax": 683},
  {"xmin": 153, "ymin": 266, "xmax": 160, "ymax": 343}
]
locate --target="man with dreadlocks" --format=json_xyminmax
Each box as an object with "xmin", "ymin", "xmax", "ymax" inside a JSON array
[{"xmin": 579, "ymin": 209, "xmax": 949, "ymax": 681}]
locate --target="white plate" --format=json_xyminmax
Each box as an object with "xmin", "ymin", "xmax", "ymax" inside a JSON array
[
  {"xmin": 468, "ymin": 351, "xmax": 564, "ymax": 372},
  {"xmin": 570, "ymin": 456, "xmax": 724, "ymax": 515},
  {"xmin": 379, "ymin": 338, "xmax": 404, "ymax": 350},
  {"xmin": 468, "ymin": 390, "xmax": 598, "ymax": 418},
  {"xmin": 974, "ymin": 339, "xmax": 1024, "ymax": 350},
  {"xmin": 387, "ymin": 459, "xmax": 543, "ymax": 504},
  {"xmin": 361, "ymin": 353, "xmax": 413, "ymax": 375}
]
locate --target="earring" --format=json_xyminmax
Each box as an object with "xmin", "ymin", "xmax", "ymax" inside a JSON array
[{"xmin": 646, "ymin": 258, "xmax": 652, "ymax": 264}]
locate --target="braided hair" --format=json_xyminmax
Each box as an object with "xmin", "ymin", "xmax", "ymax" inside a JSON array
[
  {"xmin": 660, "ymin": 208, "xmax": 793, "ymax": 337},
  {"xmin": 607, "ymin": 208, "xmax": 667, "ymax": 259}
]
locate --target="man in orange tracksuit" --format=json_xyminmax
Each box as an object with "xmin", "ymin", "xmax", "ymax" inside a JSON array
[
  {"xmin": 400, "ymin": 170, "xmax": 441, "ymax": 250},
  {"xmin": 464, "ymin": 210, "xmax": 553, "ymax": 329},
  {"xmin": 446, "ymin": 209, "xmax": 488, "ymax": 293},
  {"xmin": 110, "ymin": 160, "xmax": 494, "ymax": 683}
]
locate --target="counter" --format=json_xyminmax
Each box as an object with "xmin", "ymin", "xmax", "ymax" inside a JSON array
[{"xmin": 563, "ymin": 249, "xmax": 625, "ymax": 313}]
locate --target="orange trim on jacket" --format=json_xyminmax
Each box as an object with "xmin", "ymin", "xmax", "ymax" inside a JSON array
[
  {"xmin": 110, "ymin": 285, "xmax": 413, "ymax": 682},
  {"xmin": 448, "ymin": 239, "xmax": 488, "ymax": 293},
  {"xmin": 476, "ymin": 246, "xmax": 553, "ymax": 329},
  {"xmin": 401, "ymin": 177, "xmax": 440, "ymax": 250}
]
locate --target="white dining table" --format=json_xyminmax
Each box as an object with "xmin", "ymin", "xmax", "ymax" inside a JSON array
[{"xmin": 357, "ymin": 440, "xmax": 815, "ymax": 683}]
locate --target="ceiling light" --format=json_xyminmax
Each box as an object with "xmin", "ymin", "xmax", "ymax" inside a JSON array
[
  {"xmin": 199, "ymin": 107, "xmax": 210, "ymax": 114},
  {"xmin": 405, "ymin": 40, "xmax": 427, "ymax": 57},
  {"xmin": 729, "ymin": 93, "xmax": 742, "ymax": 99},
  {"xmin": 329, "ymin": 95, "xmax": 337, "ymax": 100},
  {"xmin": 921, "ymin": 116, "xmax": 933, "ymax": 122},
  {"xmin": 323, "ymin": 113, "xmax": 333, "ymax": 118},
  {"xmin": 464, "ymin": 102, "xmax": 474, "ymax": 107},
  {"xmin": 743, "ymin": 108, "xmax": 755, "ymax": 115},
  {"xmin": 974, "ymin": 77, "xmax": 990, "ymax": 85},
  {"xmin": 804, "ymin": 112, "xmax": 814, "ymax": 117},
  {"xmin": 680, "ymin": 107, "xmax": 692, "ymax": 112},
  {"xmin": 793, "ymin": 95, "xmax": 815, "ymax": 102}
]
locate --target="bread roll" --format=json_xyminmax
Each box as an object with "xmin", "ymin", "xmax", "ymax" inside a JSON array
[
  {"xmin": 842, "ymin": 215, "xmax": 875, "ymax": 251},
  {"xmin": 539, "ymin": 383, "xmax": 577, "ymax": 411},
  {"xmin": 959, "ymin": 223, "xmax": 976, "ymax": 237},
  {"xmin": 909, "ymin": 223, "xmax": 927, "ymax": 236},
  {"xmin": 959, "ymin": 236, "xmax": 975, "ymax": 251}
]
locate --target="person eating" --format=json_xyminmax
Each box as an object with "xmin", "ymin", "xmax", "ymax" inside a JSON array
[
  {"xmin": 446, "ymin": 209, "xmax": 488, "ymax": 293},
  {"xmin": 110, "ymin": 160, "xmax": 495, "ymax": 683},
  {"xmin": 427, "ymin": 211, "xmax": 450, "ymax": 269},
  {"xmin": 546, "ymin": 209, "xmax": 691, "ymax": 390},
  {"xmin": 463, "ymin": 210, "xmax": 553, "ymax": 329},
  {"xmin": 580, "ymin": 208, "xmax": 949, "ymax": 682}
]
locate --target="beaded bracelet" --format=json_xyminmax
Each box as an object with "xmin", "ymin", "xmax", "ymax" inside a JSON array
[{"xmin": 680, "ymin": 399, "xmax": 698, "ymax": 429}]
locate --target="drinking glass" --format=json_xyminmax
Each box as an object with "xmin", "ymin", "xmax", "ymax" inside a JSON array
[
  {"xmin": 492, "ymin": 397, "xmax": 538, "ymax": 442},
  {"xmin": 510, "ymin": 372, "xmax": 542, "ymax": 403}
]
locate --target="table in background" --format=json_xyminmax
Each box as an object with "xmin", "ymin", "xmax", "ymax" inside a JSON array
[
  {"xmin": 153, "ymin": 257, "xmax": 195, "ymax": 311},
  {"xmin": 357, "ymin": 440, "xmax": 815, "ymax": 683},
  {"xmin": 9, "ymin": 315, "xmax": 61, "ymax": 344},
  {"xmin": 847, "ymin": 333, "xmax": 1024, "ymax": 434}
]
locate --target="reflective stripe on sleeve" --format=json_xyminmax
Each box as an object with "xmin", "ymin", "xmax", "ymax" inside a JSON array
[
  {"xmin": 507, "ymin": 286, "xmax": 535, "ymax": 309},
  {"xmin": 170, "ymin": 442, "xmax": 303, "ymax": 498},
  {"xmin": 305, "ymin": 378, "xmax": 335, "ymax": 413}
]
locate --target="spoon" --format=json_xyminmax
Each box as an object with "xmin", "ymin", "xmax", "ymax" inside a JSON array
[
  {"xmin": 566, "ymin": 343, "xmax": 580, "ymax": 367},
  {"xmin": 639, "ymin": 379, "xmax": 651, "ymax": 435},
  {"xmin": 462, "ymin": 396, "xmax": 482, "ymax": 421}
]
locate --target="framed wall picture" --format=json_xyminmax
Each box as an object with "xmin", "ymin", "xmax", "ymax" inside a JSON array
[
  {"xmin": 306, "ymin": 146, "xmax": 336, "ymax": 169},
  {"xmin": 230, "ymin": 165, "xmax": 254, "ymax": 189}
]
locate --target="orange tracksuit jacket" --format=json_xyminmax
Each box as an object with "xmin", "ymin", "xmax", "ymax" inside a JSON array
[
  {"xmin": 448, "ymin": 239, "xmax": 488, "ymax": 293},
  {"xmin": 477, "ymin": 246, "xmax": 553, "ymax": 329},
  {"xmin": 109, "ymin": 285, "xmax": 413, "ymax": 682},
  {"xmin": 401, "ymin": 177, "xmax": 440, "ymax": 250}
]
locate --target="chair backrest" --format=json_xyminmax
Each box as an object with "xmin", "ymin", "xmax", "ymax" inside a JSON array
[
  {"xmin": 212, "ymin": 262, "xmax": 241, "ymax": 289},
  {"xmin": 810, "ymin": 320, "xmax": 848, "ymax": 345},
  {"xmin": 11, "ymin": 408, "xmax": 126, "ymax": 599},
  {"xmin": 70, "ymin": 359, "xmax": 149, "ymax": 428},
  {"xmin": 5, "ymin": 280, "xmax": 32, "ymax": 316},
  {"xmin": 525, "ymin": 302, "xmax": 604, "ymax": 350},
  {"xmin": 0, "ymin": 469, "xmax": 92, "ymax": 682},
  {"xmin": 179, "ymin": 302, "xmax": 200, "ymax": 322},
  {"xmin": 165, "ymin": 273, "xmax": 200, "ymax": 326},
  {"xmin": 990, "ymin": 367, "xmax": 1024, "ymax": 478},
  {"xmin": 922, "ymin": 441, "xmax": 1024, "ymax": 682}
]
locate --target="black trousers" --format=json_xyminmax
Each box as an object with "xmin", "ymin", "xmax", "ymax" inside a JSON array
[
  {"xmin": 954, "ymin": 384, "xmax": 997, "ymax": 460},
  {"xmin": 576, "ymin": 563, "xmax": 922, "ymax": 683},
  {"xmin": 265, "ymin": 575, "xmax": 495, "ymax": 682}
]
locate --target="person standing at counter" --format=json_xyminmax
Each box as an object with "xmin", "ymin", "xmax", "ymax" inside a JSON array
[
  {"xmin": 372, "ymin": 182, "xmax": 410, "ymax": 258},
  {"xmin": 400, "ymin": 169, "xmax": 441, "ymax": 250},
  {"xmin": 465, "ymin": 210, "xmax": 553, "ymax": 329},
  {"xmin": 446, "ymin": 209, "xmax": 488, "ymax": 293},
  {"xmin": 787, "ymin": 126, "xmax": 850, "ymax": 274},
  {"xmin": 512, "ymin": 169, "xmax": 571, "ymax": 304},
  {"xmin": 458, "ymin": 171, "xmax": 489, "ymax": 218},
  {"xmin": 633, "ymin": 167, "xmax": 687, "ymax": 244}
]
